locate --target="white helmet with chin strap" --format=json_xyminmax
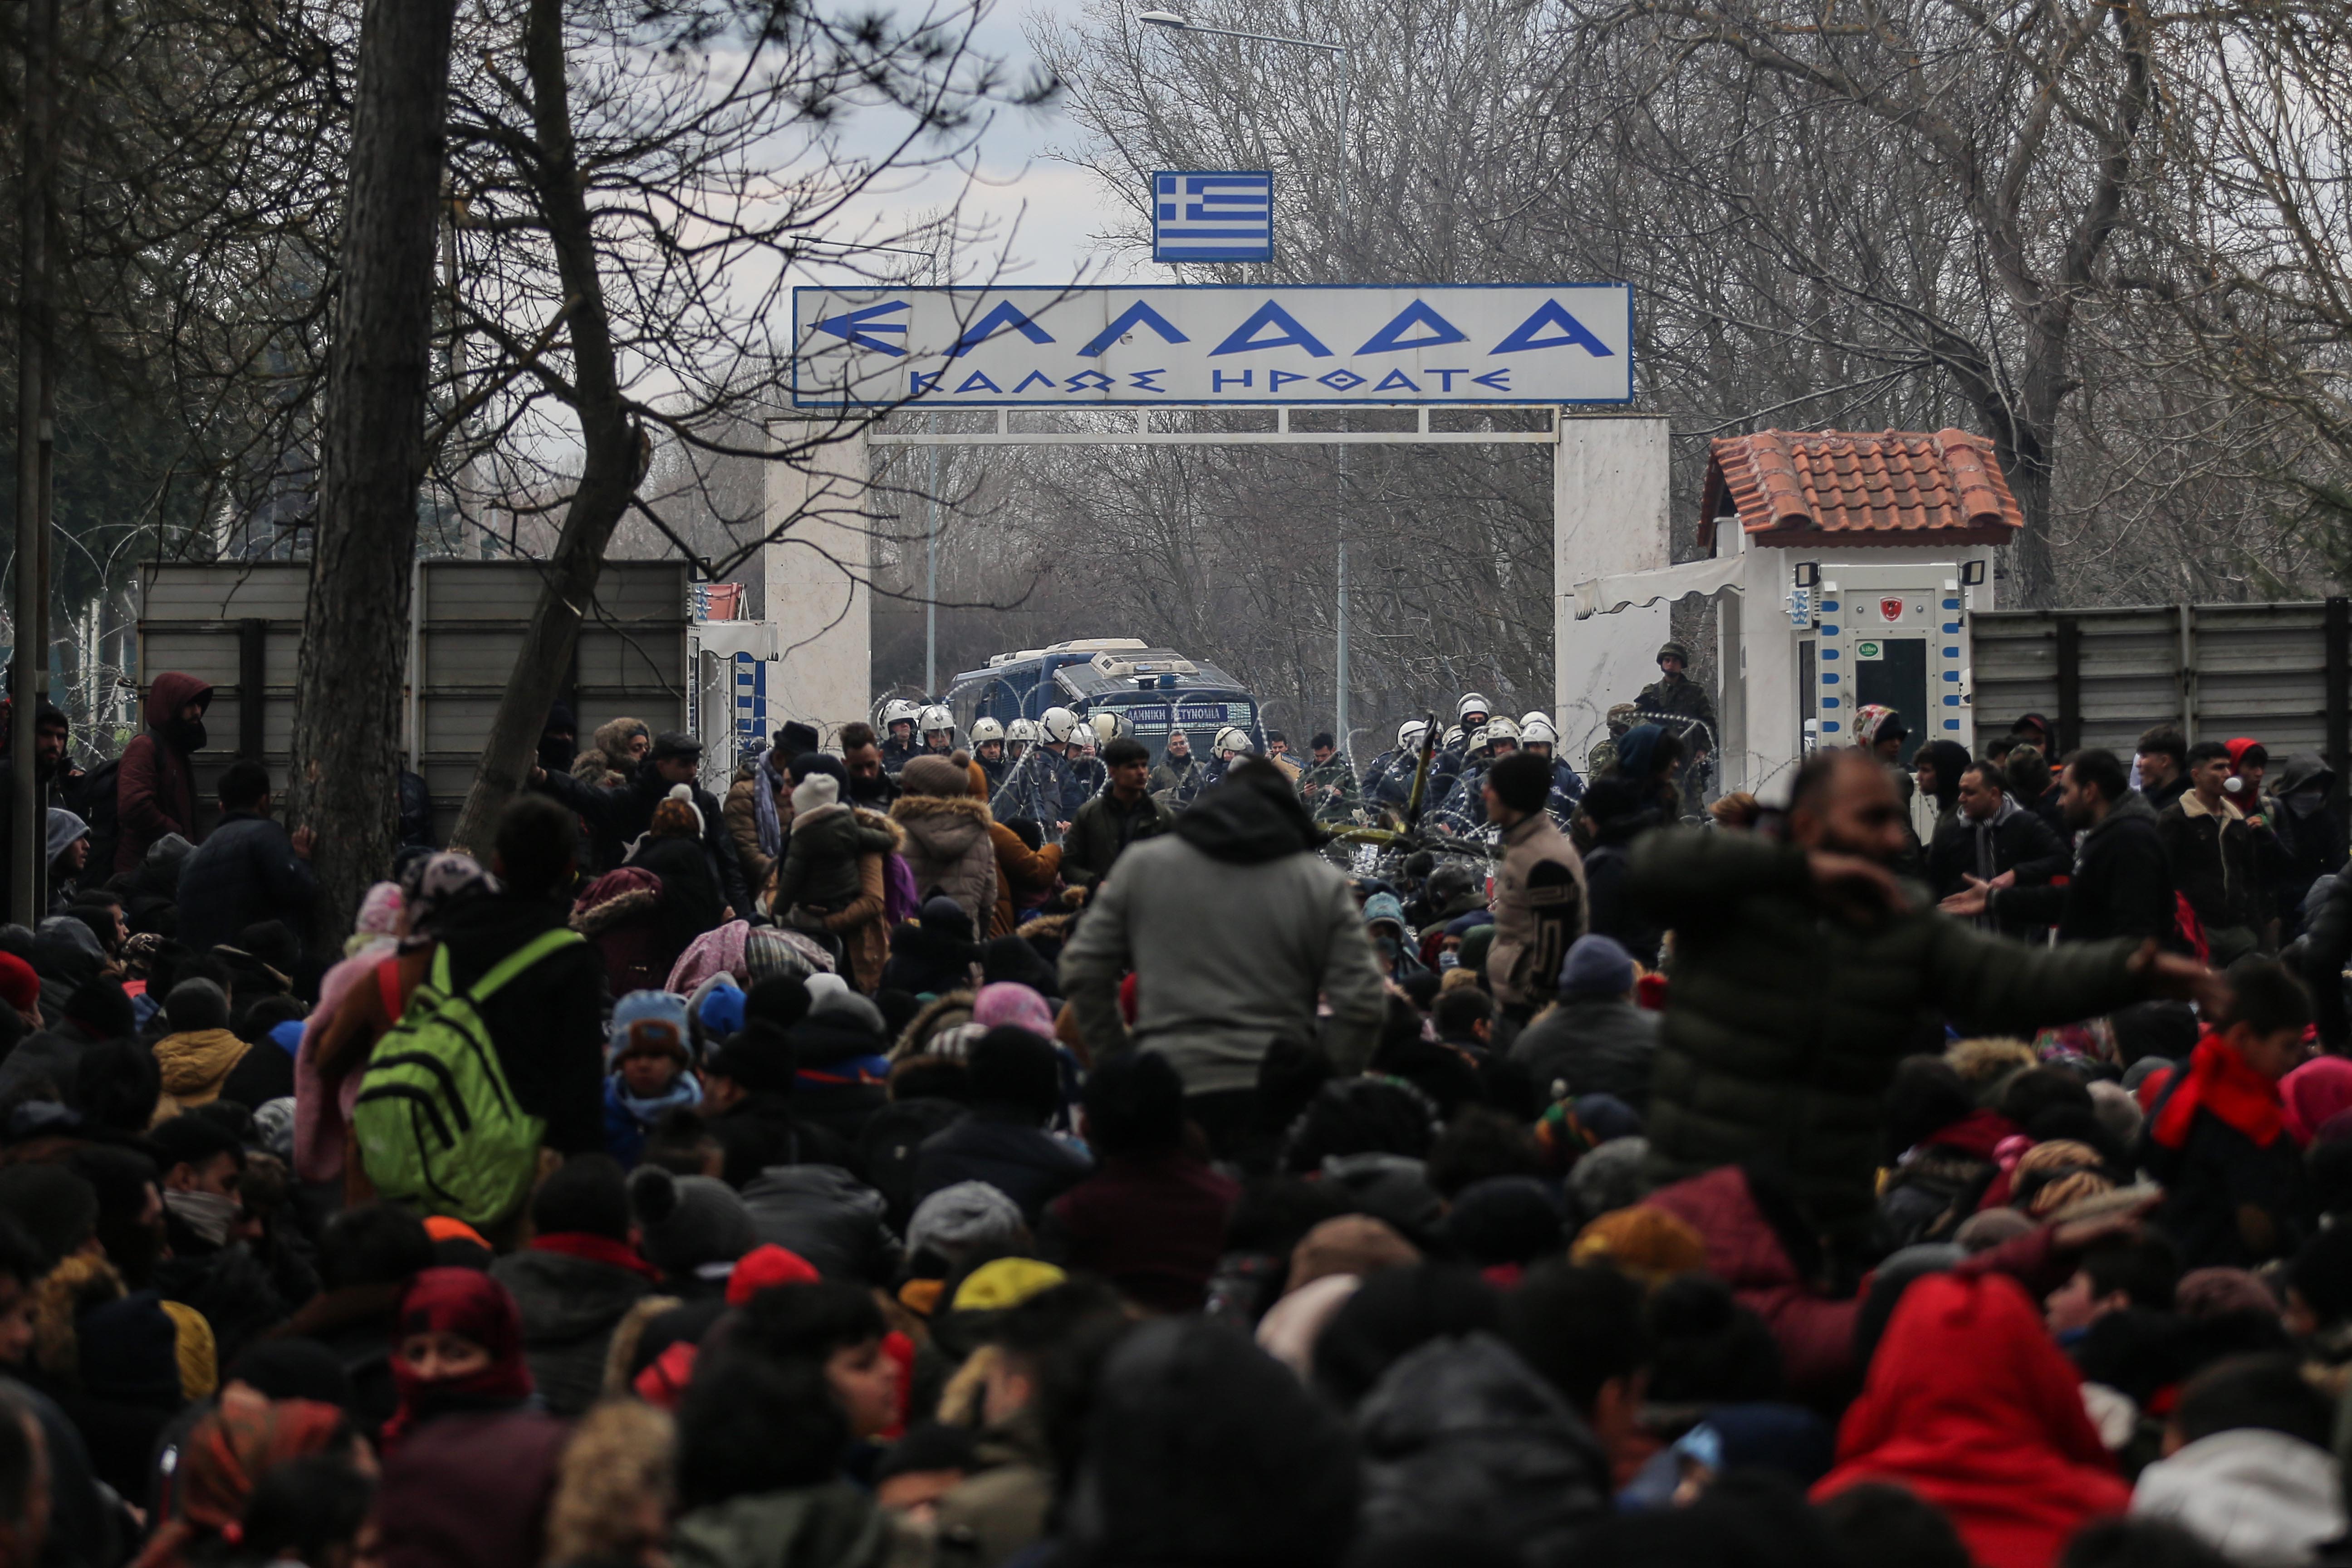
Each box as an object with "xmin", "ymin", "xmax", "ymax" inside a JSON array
[
  {"xmin": 1520, "ymin": 714, "xmax": 1559, "ymax": 747},
  {"xmin": 1214, "ymin": 725, "xmax": 1252, "ymax": 759},
  {"xmin": 918, "ymin": 704, "xmax": 953, "ymax": 737},
  {"xmin": 1088, "ymin": 711, "xmax": 1133, "ymax": 745},
  {"xmin": 881, "ymin": 698, "xmax": 921, "ymax": 728},
  {"xmin": 1041, "ymin": 707, "xmax": 1081, "ymax": 744},
  {"xmin": 1484, "ymin": 715, "xmax": 1521, "ymax": 747},
  {"xmin": 969, "ymin": 717, "xmax": 1005, "ymax": 745},
  {"xmin": 1443, "ymin": 725, "xmax": 1465, "ymax": 749},
  {"xmin": 1396, "ymin": 719, "xmax": 1430, "ymax": 751},
  {"xmin": 1007, "ymin": 718, "xmax": 1041, "ymax": 745},
  {"xmin": 1455, "ymin": 692, "xmax": 1491, "ymax": 724}
]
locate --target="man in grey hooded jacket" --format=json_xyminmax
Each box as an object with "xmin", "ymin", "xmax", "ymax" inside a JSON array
[{"xmin": 1061, "ymin": 760, "xmax": 1385, "ymax": 1150}]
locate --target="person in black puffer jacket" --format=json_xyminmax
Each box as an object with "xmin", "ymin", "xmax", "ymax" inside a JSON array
[
  {"xmin": 787, "ymin": 987, "xmax": 892, "ymax": 1145},
  {"xmin": 882, "ymin": 897, "xmax": 982, "ymax": 998},
  {"xmin": 1575, "ymin": 778, "xmax": 1665, "ymax": 969},
  {"xmin": 701, "ymin": 1021, "xmax": 858, "ymax": 1188}
]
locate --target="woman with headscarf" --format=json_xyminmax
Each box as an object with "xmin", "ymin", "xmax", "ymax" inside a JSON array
[
  {"xmin": 2282, "ymin": 1056, "xmax": 2352, "ymax": 1147},
  {"xmin": 374, "ymin": 1269, "xmax": 571, "ymax": 1568},
  {"xmin": 132, "ymin": 1385, "xmax": 357, "ymax": 1568},
  {"xmin": 1812, "ymin": 1271, "xmax": 2130, "ymax": 1567},
  {"xmin": 302, "ymin": 857, "xmax": 497, "ymax": 1205}
]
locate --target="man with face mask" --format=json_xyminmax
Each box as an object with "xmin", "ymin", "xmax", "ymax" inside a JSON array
[
  {"xmin": 2264, "ymin": 754, "xmax": 2343, "ymax": 938},
  {"xmin": 115, "ymin": 672, "xmax": 214, "ymax": 875}
]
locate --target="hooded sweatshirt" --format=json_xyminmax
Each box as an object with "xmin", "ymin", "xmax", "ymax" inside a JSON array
[
  {"xmin": 2131, "ymin": 1427, "xmax": 2347, "ymax": 1568},
  {"xmin": 1812, "ymin": 1271, "xmax": 2131, "ymax": 1568},
  {"xmin": 1059, "ymin": 774, "xmax": 1386, "ymax": 1093},
  {"xmin": 116, "ymin": 673, "xmax": 212, "ymax": 873}
]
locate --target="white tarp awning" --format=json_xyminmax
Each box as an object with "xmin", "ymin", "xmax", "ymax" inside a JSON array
[
  {"xmin": 695, "ymin": 621, "xmax": 780, "ymax": 660},
  {"xmin": 1571, "ymin": 555, "xmax": 1746, "ymax": 620}
]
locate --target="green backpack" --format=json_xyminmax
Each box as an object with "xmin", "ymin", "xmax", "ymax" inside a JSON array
[{"xmin": 350, "ymin": 927, "xmax": 582, "ymax": 1226}]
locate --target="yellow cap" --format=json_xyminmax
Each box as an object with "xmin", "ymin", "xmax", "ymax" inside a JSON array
[{"xmin": 951, "ymin": 1257, "xmax": 1067, "ymax": 1313}]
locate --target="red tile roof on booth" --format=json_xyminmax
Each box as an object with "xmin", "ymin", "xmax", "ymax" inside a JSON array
[{"xmin": 1697, "ymin": 428, "xmax": 2024, "ymax": 550}]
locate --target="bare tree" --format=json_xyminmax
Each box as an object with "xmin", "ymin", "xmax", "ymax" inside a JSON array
[
  {"xmin": 286, "ymin": 0, "xmax": 461, "ymax": 945},
  {"xmin": 429, "ymin": 0, "xmax": 1048, "ymax": 850}
]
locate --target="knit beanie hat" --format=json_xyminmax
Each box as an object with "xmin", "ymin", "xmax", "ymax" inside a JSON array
[
  {"xmin": 1569, "ymin": 1205, "xmax": 1708, "ymax": 1284},
  {"xmin": 0, "ymin": 952, "xmax": 36, "ymax": 1015},
  {"xmin": 165, "ymin": 978, "xmax": 231, "ymax": 1034},
  {"xmin": 901, "ymin": 754, "xmax": 972, "ymax": 799},
  {"xmin": 907, "ymin": 1180, "xmax": 1023, "ymax": 1261},
  {"xmin": 952, "ymin": 1258, "xmax": 1065, "ymax": 1313},
  {"xmin": 609, "ymin": 990, "xmax": 692, "ymax": 1068},
  {"xmin": 706, "ymin": 1020, "xmax": 795, "ymax": 1095},
  {"xmin": 693, "ymin": 976, "xmax": 746, "ymax": 1043},
  {"xmin": 1557, "ymin": 934, "xmax": 1636, "ymax": 998},
  {"xmin": 628, "ymin": 1165, "xmax": 756, "ymax": 1274},
  {"xmin": 791, "ymin": 772, "xmax": 840, "ymax": 817},
  {"xmin": 725, "ymin": 1243, "xmax": 821, "ymax": 1304},
  {"xmin": 650, "ymin": 783, "xmax": 703, "ymax": 838}
]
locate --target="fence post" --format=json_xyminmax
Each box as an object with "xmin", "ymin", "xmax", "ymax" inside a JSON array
[
  {"xmin": 2177, "ymin": 603, "xmax": 2197, "ymax": 743},
  {"xmin": 2055, "ymin": 615, "xmax": 2081, "ymax": 756},
  {"xmin": 237, "ymin": 618, "xmax": 267, "ymax": 760},
  {"xmin": 2327, "ymin": 597, "xmax": 2349, "ymax": 828}
]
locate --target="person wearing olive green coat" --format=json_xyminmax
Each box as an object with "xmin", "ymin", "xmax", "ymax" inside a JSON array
[{"xmin": 1627, "ymin": 750, "xmax": 2204, "ymax": 1243}]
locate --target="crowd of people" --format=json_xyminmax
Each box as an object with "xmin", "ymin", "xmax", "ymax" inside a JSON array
[{"xmin": 1, "ymin": 656, "xmax": 2352, "ymax": 1568}]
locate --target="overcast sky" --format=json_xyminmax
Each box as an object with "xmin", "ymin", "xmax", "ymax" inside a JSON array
[{"xmin": 803, "ymin": 0, "xmax": 1150, "ymax": 288}]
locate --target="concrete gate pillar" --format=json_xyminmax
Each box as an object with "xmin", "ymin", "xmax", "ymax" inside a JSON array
[
  {"xmin": 1554, "ymin": 416, "xmax": 1673, "ymax": 760},
  {"xmin": 764, "ymin": 418, "xmax": 873, "ymax": 741}
]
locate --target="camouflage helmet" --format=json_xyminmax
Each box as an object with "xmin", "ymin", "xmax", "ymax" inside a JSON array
[
  {"xmin": 1606, "ymin": 702, "xmax": 1638, "ymax": 734},
  {"xmin": 1657, "ymin": 641, "xmax": 1692, "ymax": 666}
]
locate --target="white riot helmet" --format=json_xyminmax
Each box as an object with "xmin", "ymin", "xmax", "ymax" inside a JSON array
[
  {"xmin": 1041, "ymin": 707, "xmax": 1081, "ymax": 744},
  {"xmin": 1484, "ymin": 715, "xmax": 1521, "ymax": 747},
  {"xmin": 1520, "ymin": 714, "xmax": 1559, "ymax": 747},
  {"xmin": 1519, "ymin": 710, "xmax": 1550, "ymax": 733},
  {"xmin": 1214, "ymin": 725, "xmax": 1252, "ymax": 759},
  {"xmin": 1443, "ymin": 725, "xmax": 1465, "ymax": 749},
  {"xmin": 1455, "ymin": 692, "xmax": 1491, "ymax": 724},
  {"xmin": 969, "ymin": 717, "xmax": 1005, "ymax": 745},
  {"xmin": 1007, "ymin": 718, "xmax": 1041, "ymax": 745},
  {"xmin": 1396, "ymin": 719, "xmax": 1430, "ymax": 751},
  {"xmin": 881, "ymin": 698, "xmax": 920, "ymax": 729},
  {"xmin": 918, "ymin": 703, "xmax": 953, "ymax": 737},
  {"xmin": 1088, "ymin": 711, "xmax": 1132, "ymax": 745},
  {"xmin": 1465, "ymin": 725, "xmax": 1490, "ymax": 753}
]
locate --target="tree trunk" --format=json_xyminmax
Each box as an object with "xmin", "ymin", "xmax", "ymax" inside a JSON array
[
  {"xmin": 446, "ymin": 0, "xmax": 641, "ymax": 856},
  {"xmin": 286, "ymin": 0, "xmax": 459, "ymax": 947}
]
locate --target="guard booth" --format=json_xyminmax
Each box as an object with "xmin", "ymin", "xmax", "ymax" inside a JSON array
[{"xmin": 1574, "ymin": 428, "xmax": 2020, "ymax": 799}]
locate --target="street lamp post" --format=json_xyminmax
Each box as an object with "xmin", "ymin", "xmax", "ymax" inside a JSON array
[{"xmin": 1138, "ymin": 9, "xmax": 1357, "ymax": 756}]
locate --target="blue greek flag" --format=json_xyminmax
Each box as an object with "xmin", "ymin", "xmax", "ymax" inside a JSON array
[{"xmin": 1152, "ymin": 172, "xmax": 1274, "ymax": 263}]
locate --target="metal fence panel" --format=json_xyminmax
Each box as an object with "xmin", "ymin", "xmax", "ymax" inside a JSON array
[
  {"xmin": 137, "ymin": 560, "xmax": 689, "ymax": 845},
  {"xmin": 1970, "ymin": 602, "xmax": 2347, "ymax": 793}
]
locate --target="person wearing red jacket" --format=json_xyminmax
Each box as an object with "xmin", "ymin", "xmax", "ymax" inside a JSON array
[{"xmin": 114, "ymin": 671, "xmax": 212, "ymax": 874}]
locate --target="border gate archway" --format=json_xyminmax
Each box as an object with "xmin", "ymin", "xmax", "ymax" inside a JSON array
[{"xmin": 763, "ymin": 285, "xmax": 1671, "ymax": 760}]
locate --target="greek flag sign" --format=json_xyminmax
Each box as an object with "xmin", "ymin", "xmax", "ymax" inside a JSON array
[
  {"xmin": 792, "ymin": 284, "xmax": 1635, "ymax": 407},
  {"xmin": 1153, "ymin": 172, "xmax": 1274, "ymax": 263}
]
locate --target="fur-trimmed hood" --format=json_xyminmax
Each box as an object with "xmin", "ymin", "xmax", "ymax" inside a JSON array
[
  {"xmin": 33, "ymin": 1253, "xmax": 123, "ymax": 1379},
  {"xmin": 571, "ymin": 867, "xmax": 664, "ymax": 936},
  {"xmin": 892, "ymin": 988, "xmax": 977, "ymax": 1060},
  {"xmin": 853, "ymin": 807, "xmax": 906, "ymax": 853},
  {"xmin": 891, "ymin": 792, "xmax": 993, "ymax": 852}
]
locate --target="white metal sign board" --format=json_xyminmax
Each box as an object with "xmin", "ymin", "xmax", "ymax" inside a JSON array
[{"xmin": 790, "ymin": 284, "xmax": 1634, "ymax": 407}]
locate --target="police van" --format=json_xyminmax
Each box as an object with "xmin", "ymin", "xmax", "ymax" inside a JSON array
[{"xmin": 945, "ymin": 638, "xmax": 1262, "ymax": 762}]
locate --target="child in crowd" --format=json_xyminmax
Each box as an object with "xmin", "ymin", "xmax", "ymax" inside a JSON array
[{"xmin": 603, "ymin": 991, "xmax": 703, "ymax": 1170}]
